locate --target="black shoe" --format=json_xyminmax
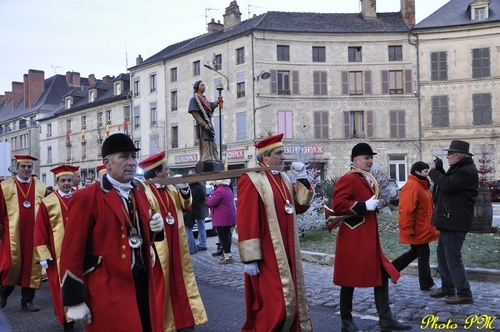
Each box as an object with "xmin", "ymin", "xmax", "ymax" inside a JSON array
[
  {"xmin": 41, "ymin": 274, "xmax": 48, "ymax": 282},
  {"xmin": 21, "ymin": 302, "xmax": 40, "ymax": 312},
  {"xmin": 63, "ymin": 321, "xmax": 75, "ymax": 331},
  {"xmin": 379, "ymin": 317, "xmax": 412, "ymax": 331},
  {"xmin": 197, "ymin": 245, "xmax": 207, "ymax": 251},
  {"xmin": 341, "ymin": 319, "xmax": 362, "ymax": 332},
  {"xmin": 212, "ymin": 249, "xmax": 223, "ymax": 256},
  {"xmin": 429, "ymin": 288, "xmax": 456, "ymax": 298},
  {"xmin": 0, "ymin": 295, "xmax": 7, "ymax": 309}
]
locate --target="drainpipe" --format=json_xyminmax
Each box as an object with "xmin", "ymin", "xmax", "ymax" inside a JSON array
[{"xmin": 409, "ymin": 29, "xmax": 422, "ymax": 160}]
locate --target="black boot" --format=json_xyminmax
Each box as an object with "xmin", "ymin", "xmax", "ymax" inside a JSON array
[
  {"xmin": 340, "ymin": 286, "xmax": 362, "ymax": 332},
  {"xmin": 374, "ymin": 278, "xmax": 411, "ymax": 331},
  {"xmin": 211, "ymin": 243, "xmax": 223, "ymax": 257}
]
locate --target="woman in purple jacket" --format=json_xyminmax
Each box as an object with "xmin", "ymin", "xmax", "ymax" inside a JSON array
[{"xmin": 205, "ymin": 179, "xmax": 236, "ymax": 264}]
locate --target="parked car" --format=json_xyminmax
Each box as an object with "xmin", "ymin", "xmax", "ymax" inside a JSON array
[
  {"xmin": 387, "ymin": 179, "xmax": 400, "ymax": 205},
  {"xmin": 488, "ymin": 180, "xmax": 500, "ymax": 202},
  {"xmin": 193, "ymin": 184, "xmax": 216, "ymax": 237}
]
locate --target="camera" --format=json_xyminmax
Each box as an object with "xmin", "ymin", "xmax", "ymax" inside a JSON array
[{"xmin": 434, "ymin": 156, "xmax": 444, "ymax": 173}]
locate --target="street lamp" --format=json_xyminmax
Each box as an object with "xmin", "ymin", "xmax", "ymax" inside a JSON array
[
  {"xmin": 216, "ymin": 82, "xmax": 224, "ymax": 161},
  {"xmin": 204, "ymin": 62, "xmax": 230, "ymax": 90},
  {"xmin": 252, "ymin": 71, "xmax": 271, "ymax": 142}
]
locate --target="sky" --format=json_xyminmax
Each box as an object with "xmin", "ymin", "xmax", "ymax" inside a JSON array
[{"xmin": 0, "ymin": 0, "xmax": 450, "ymax": 92}]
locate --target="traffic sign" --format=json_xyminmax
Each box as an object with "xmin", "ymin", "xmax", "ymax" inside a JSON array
[{"xmin": 8, "ymin": 166, "xmax": 17, "ymax": 173}]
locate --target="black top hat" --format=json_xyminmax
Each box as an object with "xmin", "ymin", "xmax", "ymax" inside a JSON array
[
  {"xmin": 444, "ymin": 140, "xmax": 473, "ymax": 156},
  {"xmin": 101, "ymin": 133, "xmax": 140, "ymax": 157},
  {"xmin": 351, "ymin": 142, "xmax": 377, "ymax": 161}
]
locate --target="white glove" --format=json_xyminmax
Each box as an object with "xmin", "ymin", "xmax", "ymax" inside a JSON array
[
  {"xmin": 149, "ymin": 213, "xmax": 164, "ymax": 232},
  {"xmin": 172, "ymin": 174, "xmax": 189, "ymax": 191},
  {"xmin": 365, "ymin": 195, "xmax": 379, "ymax": 211},
  {"xmin": 244, "ymin": 262, "xmax": 260, "ymax": 276},
  {"xmin": 290, "ymin": 162, "xmax": 307, "ymax": 179},
  {"xmin": 40, "ymin": 260, "xmax": 48, "ymax": 269},
  {"xmin": 67, "ymin": 302, "xmax": 92, "ymax": 324}
]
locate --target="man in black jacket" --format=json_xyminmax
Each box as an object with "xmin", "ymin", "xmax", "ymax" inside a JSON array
[
  {"xmin": 427, "ymin": 140, "xmax": 478, "ymax": 305},
  {"xmin": 184, "ymin": 180, "xmax": 208, "ymax": 253}
]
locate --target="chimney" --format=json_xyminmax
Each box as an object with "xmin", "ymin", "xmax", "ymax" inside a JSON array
[
  {"xmin": 102, "ymin": 75, "xmax": 113, "ymax": 84},
  {"xmin": 223, "ymin": 1, "xmax": 241, "ymax": 30},
  {"xmin": 88, "ymin": 74, "xmax": 96, "ymax": 84},
  {"xmin": 401, "ymin": 0, "xmax": 415, "ymax": 27},
  {"xmin": 207, "ymin": 18, "xmax": 224, "ymax": 33},
  {"xmin": 72, "ymin": 72, "xmax": 80, "ymax": 86},
  {"xmin": 27, "ymin": 69, "xmax": 45, "ymax": 108},
  {"xmin": 66, "ymin": 71, "xmax": 72, "ymax": 85},
  {"xmin": 136, "ymin": 55, "xmax": 143, "ymax": 65},
  {"xmin": 23, "ymin": 74, "xmax": 29, "ymax": 109},
  {"xmin": 361, "ymin": 0, "xmax": 377, "ymax": 19},
  {"xmin": 4, "ymin": 92, "xmax": 12, "ymax": 104},
  {"xmin": 0, "ymin": 95, "xmax": 4, "ymax": 106},
  {"xmin": 11, "ymin": 82, "xmax": 23, "ymax": 109}
]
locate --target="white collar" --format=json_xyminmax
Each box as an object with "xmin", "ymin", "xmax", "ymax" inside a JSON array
[{"xmin": 16, "ymin": 175, "xmax": 31, "ymax": 184}]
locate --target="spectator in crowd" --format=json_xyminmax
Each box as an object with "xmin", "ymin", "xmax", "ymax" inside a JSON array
[{"xmin": 72, "ymin": 168, "xmax": 82, "ymax": 191}]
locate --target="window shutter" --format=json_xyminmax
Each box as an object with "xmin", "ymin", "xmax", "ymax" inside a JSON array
[
  {"xmin": 314, "ymin": 112, "xmax": 320, "ymax": 138},
  {"xmin": 431, "ymin": 52, "xmax": 438, "ymax": 80},
  {"xmin": 366, "ymin": 110, "xmax": 374, "ymax": 138},
  {"xmin": 270, "ymin": 70, "xmax": 277, "ymax": 94},
  {"xmin": 313, "ymin": 72, "xmax": 320, "ymax": 95},
  {"xmin": 278, "ymin": 111, "xmax": 285, "ymax": 134},
  {"xmin": 381, "ymin": 70, "xmax": 389, "ymax": 94},
  {"xmin": 341, "ymin": 71, "xmax": 349, "ymax": 95},
  {"xmin": 343, "ymin": 111, "xmax": 350, "ymax": 138},
  {"xmin": 472, "ymin": 49, "xmax": 481, "ymax": 78},
  {"xmin": 482, "ymin": 48, "xmax": 490, "ymax": 77},
  {"xmin": 484, "ymin": 93, "xmax": 492, "ymax": 124},
  {"xmin": 285, "ymin": 111, "xmax": 293, "ymax": 138},
  {"xmin": 364, "ymin": 71, "xmax": 372, "ymax": 95},
  {"xmin": 439, "ymin": 52, "xmax": 447, "ymax": 80},
  {"xmin": 320, "ymin": 71, "xmax": 327, "ymax": 95},
  {"xmin": 431, "ymin": 97, "xmax": 442, "ymax": 126},
  {"xmin": 236, "ymin": 112, "xmax": 247, "ymax": 141},
  {"xmin": 472, "ymin": 94, "xmax": 480, "ymax": 125},
  {"xmin": 442, "ymin": 96, "xmax": 450, "ymax": 126},
  {"xmin": 404, "ymin": 69, "xmax": 412, "ymax": 94},
  {"xmin": 398, "ymin": 110, "xmax": 406, "ymax": 137},
  {"xmin": 292, "ymin": 71, "xmax": 299, "ymax": 95},
  {"xmin": 390, "ymin": 111, "xmax": 397, "ymax": 137},
  {"xmin": 322, "ymin": 111, "xmax": 328, "ymax": 138}
]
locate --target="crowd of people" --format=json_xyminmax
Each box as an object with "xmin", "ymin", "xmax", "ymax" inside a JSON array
[{"xmin": 0, "ymin": 130, "xmax": 479, "ymax": 332}]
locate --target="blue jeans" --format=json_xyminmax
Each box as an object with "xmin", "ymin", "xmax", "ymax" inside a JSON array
[
  {"xmin": 185, "ymin": 226, "xmax": 197, "ymax": 254},
  {"xmin": 196, "ymin": 219, "xmax": 207, "ymax": 248},
  {"xmin": 436, "ymin": 230, "xmax": 472, "ymax": 297}
]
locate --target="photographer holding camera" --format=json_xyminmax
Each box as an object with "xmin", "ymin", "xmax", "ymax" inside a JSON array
[{"xmin": 426, "ymin": 140, "xmax": 478, "ymax": 305}]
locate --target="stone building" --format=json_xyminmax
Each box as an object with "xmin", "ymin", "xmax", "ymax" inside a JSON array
[{"xmin": 413, "ymin": 0, "xmax": 500, "ymax": 179}]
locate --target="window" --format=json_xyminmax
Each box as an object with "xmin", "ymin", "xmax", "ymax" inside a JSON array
[
  {"xmin": 81, "ymin": 115, "xmax": 87, "ymax": 128},
  {"xmin": 171, "ymin": 90, "xmax": 178, "ymax": 111},
  {"xmin": 277, "ymin": 71, "xmax": 291, "ymax": 95},
  {"xmin": 474, "ymin": 7, "xmax": 486, "ymax": 20},
  {"xmin": 150, "ymin": 103, "xmax": 157, "ymax": 126},
  {"xmin": 349, "ymin": 72, "xmax": 363, "ymax": 95},
  {"xmin": 66, "ymin": 97, "xmax": 72, "ymax": 109},
  {"xmin": 236, "ymin": 48, "xmax": 245, "ymax": 64},
  {"xmin": 134, "ymin": 140, "xmax": 141, "ymax": 159},
  {"xmin": 134, "ymin": 106, "xmax": 141, "ymax": 128},
  {"xmin": 67, "ymin": 119, "xmax": 71, "ymax": 132},
  {"xmin": 150, "ymin": 73, "xmax": 157, "ymax": 93},
  {"xmin": 97, "ymin": 112, "xmax": 103, "ymax": 124},
  {"xmin": 431, "ymin": 52, "xmax": 447, "ymax": 80},
  {"xmin": 277, "ymin": 45, "xmax": 289, "ymax": 61},
  {"xmin": 388, "ymin": 46, "xmax": 402, "ymax": 61},
  {"xmin": 390, "ymin": 110, "xmax": 406, "ymax": 138},
  {"xmin": 348, "ymin": 47, "xmax": 362, "ymax": 62},
  {"xmin": 389, "ymin": 155, "xmax": 407, "ymax": 184},
  {"xmin": 214, "ymin": 54, "xmax": 222, "ymax": 70},
  {"xmin": 313, "ymin": 71, "xmax": 327, "ymax": 95},
  {"xmin": 124, "ymin": 105, "xmax": 131, "ymax": 119},
  {"xmin": 236, "ymin": 73, "xmax": 245, "ymax": 98},
  {"xmin": 171, "ymin": 125, "xmax": 178, "ymax": 148},
  {"xmin": 312, "ymin": 47, "xmax": 325, "ymax": 62},
  {"xmin": 47, "ymin": 123, "xmax": 52, "ymax": 138},
  {"xmin": 115, "ymin": 82, "xmax": 122, "ymax": 95},
  {"xmin": 170, "ymin": 68, "xmax": 177, "ymax": 82},
  {"xmin": 472, "ymin": 93, "xmax": 492, "ymax": 125},
  {"xmin": 193, "ymin": 61, "xmax": 200, "ymax": 76},
  {"xmin": 47, "ymin": 146, "xmax": 52, "ymax": 164},
  {"xmin": 106, "ymin": 109, "xmax": 111, "ymax": 122},
  {"xmin": 89, "ymin": 90, "xmax": 95, "ymax": 102},
  {"xmin": 472, "ymin": 48, "xmax": 490, "ymax": 78},
  {"xmin": 236, "ymin": 112, "xmax": 246, "ymax": 141},
  {"xmin": 431, "ymin": 96, "xmax": 449, "ymax": 127},
  {"xmin": 345, "ymin": 111, "xmax": 365, "ymax": 138},
  {"xmin": 150, "ymin": 136, "xmax": 159, "ymax": 155},
  {"xmin": 389, "ymin": 70, "xmax": 403, "ymax": 94},
  {"xmin": 133, "ymin": 79, "xmax": 140, "ymax": 97},
  {"xmin": 214, "ymin": 115, "xmax": 224, "ymax": 145},
  {"xmin": 314, "ymin": 111, "xmax": 328, "ymax": 139},
  {"xmin": 277, "ymin": 111, "xmax": 293, "ymax": 139}
]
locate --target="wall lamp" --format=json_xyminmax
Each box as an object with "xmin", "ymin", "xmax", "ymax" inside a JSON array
[
  {"xmin": 255, "ymin": 70, "xmax": 271, "ymax": 81},
  {"xmin": 204, "ymin": 62, "xmax": 230, "ymax": 90}
]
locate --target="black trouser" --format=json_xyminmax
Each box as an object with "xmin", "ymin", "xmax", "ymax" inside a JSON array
[
  {"xmin": 134, "ymin": 268, "xmax": 152, "ymax": 332},
  {"xmin": 216, "ymin": 226, "xmax": 233, "ymax": 253},
  {"xmin": 1, "ymin": 286, "xmax": 35, "ymax": 304},
  {"xmin": 392, "ymin": 243, "xmax": 434, "ymax": 290}
]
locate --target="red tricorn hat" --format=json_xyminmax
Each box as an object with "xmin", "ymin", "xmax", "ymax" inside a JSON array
[
  {"xmin": 73, "ymin": 165, "xmax": 80, "ymax": 175},
  {"xmin": 96, "ymin": 164, "xmax": 106, "ymax": 174},
  {"xmin": 138, "ymin": 151, "xmax": 167, "ymax": 171},
  {"xmin": 14, "ymin": 155, "xmax": 38, "ymax": 163},
  {"xmin": 254, "ymin": 133, "xmax": 284, "ymax": 154},
  {"xmin": 50, "ymin": 165, "xmax": 79, "ymax": 178}
]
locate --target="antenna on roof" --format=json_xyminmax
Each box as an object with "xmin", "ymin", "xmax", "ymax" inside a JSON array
[
  {"xmin": 51, "ymin": 65, "xmax": 62, "ymax": 74},
  {"xmin": 205, "ymin": 7, "xmax": 219, "ymax": 31},
  {"xmin": 125, "ymin": 44, "xmax": 128, "ymax": 72},
  {"xmin": 248, "ymin": 4, "xmax": 267, "ymax": 19}
]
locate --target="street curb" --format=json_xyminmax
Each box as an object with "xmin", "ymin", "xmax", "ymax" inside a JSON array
[{"xmin": 300, "ymin": 251, "xmax": 500, "ymax": 283}]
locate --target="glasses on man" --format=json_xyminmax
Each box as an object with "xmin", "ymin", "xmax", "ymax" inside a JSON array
[{"xmin": 18, "ymin": 164, "xmax": 33, "ymax": 169}]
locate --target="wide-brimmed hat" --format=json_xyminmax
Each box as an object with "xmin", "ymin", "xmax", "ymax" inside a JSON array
[
  {"xmin": 444, "ymin": 140, "xmax": 473, "ymax": 156},
  {"xmin": 351, "ymin": 142, "xmax": 377, "ymax": 161},
  {"xmin": 101, "ymin": 133, "xmax": 140, "ymax": 157}
]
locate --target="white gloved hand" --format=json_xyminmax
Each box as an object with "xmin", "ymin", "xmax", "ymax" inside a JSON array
[
  {"xmin": 172, "ymin": 174, "xmax": 189, "ymax": 190},
  {"xmin": 149, "ymin": 213, "xmax": 164, "ymax": 232},
  {"xmin": 290, "ymin": 162, "xmax": 307, "ymax": 179},
  {"xmin": 67, "ymin": 302, "xmax": 92, "ymax": 324},
  {"xmin": 40, "ymin": 260, "xmax": 48, "ymax": 269},
  {"xmin": 365, "ymin": 195, "xmax": 379, "ymax": 211},
  {"xmin": 244, "ymin": 262, "xmax": 260, "ymax": 276}
]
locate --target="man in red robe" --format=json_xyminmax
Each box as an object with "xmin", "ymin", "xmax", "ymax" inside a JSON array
[
  {"xmin": 237, "ymin": 133, "xmax": 314, "ymax": 332},
  {"xmin": 0, "ymin": 155, "xmax": 46, "ymax": 312},
  {"xmin": 59, "ymin": 133, "xmax": 164, "ymax": 332},
  {"xmin": 332, "ymin": 142, "xmax": 411, "ymax": 332},
  {"xmin": 34, "ymin": 164, "xmax": 78, "ymax": 331},
  {"xmin": 139, "ymin": 151, "xmax": 208, "ymax": 332}
]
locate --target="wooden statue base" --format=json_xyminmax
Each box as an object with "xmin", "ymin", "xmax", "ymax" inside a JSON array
[{"xmin": 195, "ymin": 160, "xmax": 224, "ymax": 173}]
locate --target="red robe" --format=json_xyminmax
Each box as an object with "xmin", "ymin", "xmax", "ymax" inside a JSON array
[
  {"xmin": 34, "ymin": 192, "xmax": 71, "ymax": 325},
  {"xmin": 147, "ymin": 183, "xmax": 207, "ymax": 332},
  {"xmin": 0, "ymin": 177, "xmax": 46, "ymax": 288},
  {"xmin": 331, "ymin": 172, "xmax": 400, "ymax": 287},
  {"xmin": 237, "ymin": 171, "xmax": 313, "ymax": 332},
  {"xmin": 59, "ymin": 178, "xmax": 160, "ymax": 332}
]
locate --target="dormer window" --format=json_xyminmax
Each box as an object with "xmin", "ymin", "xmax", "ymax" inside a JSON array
[
  {"xmin": 470, "ymin": 0, "xmax": 489, "ymax": 21},
  {"xmin": 66, "ymin": 97, "xmax": 72, "ymax": 109},
  {"xmin": 115, "ymin": 82, "xmax": 122, "ymax": 95},
  {"xmin": 474, "ymin": 7, "xmax": 486, "ymax": 20},
  {"xmin": 89, "ymin": 90, "xmax": 95, "ymax": 102}
]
